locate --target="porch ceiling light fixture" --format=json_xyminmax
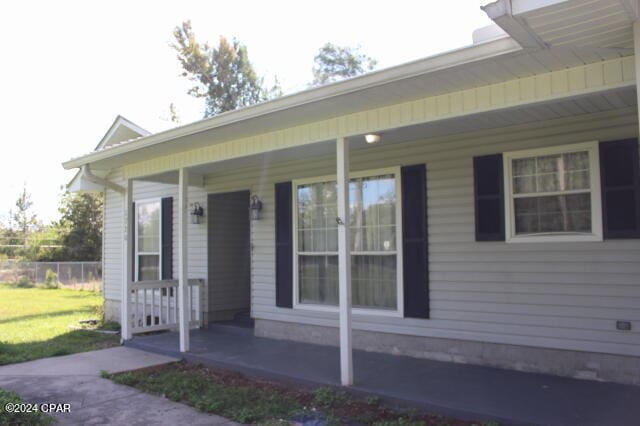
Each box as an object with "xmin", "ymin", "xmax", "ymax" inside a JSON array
[
  {"xmin": 190, "ymin": 202, "xmax": 204, "ymax": 224},
  {"xmin": 250, "ymin": 195, "xmax": 263, "ymax": 220},
  {"xmin": 365, "ymin": 133, "xmax": 381, "ymax": 144}
]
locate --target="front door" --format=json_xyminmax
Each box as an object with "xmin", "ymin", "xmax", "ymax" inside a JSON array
[{"xmin": 207, "ymin": 190, "xmax": 251, "ymax": 322}]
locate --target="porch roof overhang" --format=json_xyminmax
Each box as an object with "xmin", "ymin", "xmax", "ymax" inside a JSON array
[{"xmin": 62, "ymin": 0, "xmax": 640, "ymax": 181}]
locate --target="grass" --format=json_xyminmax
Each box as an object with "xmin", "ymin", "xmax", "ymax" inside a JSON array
[
  {"xmin": 0, "ymin": 388, "xmax": 54, "ymax": 425},
  {"xmin": 0, "ymin": 283, "xmax": 119, "ymax": 365},
  {"xmin": 106, "ymin": 362, "xmax": 494, "ymax": 425}
]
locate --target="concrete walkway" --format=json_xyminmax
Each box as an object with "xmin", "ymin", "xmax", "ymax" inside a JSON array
[
  {"xmin": 0, "ymin": 347, "xmax": 237, "ymax": 425},
  {"xmin": 127, "ymin": 325, "xmax": 640, "ymax": 426}
]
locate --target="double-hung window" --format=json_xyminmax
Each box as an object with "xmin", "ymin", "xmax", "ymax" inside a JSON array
[
  {"xmin": 294, "ymin": 169, "xmax": 402, "ymax": 313},
  {"xmin": 503, "ymin": 141, "xmax": 603, "ymax": 242},
  {"xmin": 136, "ymin": 200, "xmax": 162, "ymax": 280}
]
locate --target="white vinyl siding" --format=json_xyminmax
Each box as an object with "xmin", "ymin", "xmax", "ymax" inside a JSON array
[
  {"xmin": 102, "ymin": 172, "xmax": 207, "ymax": 311},
  {"xmin": 103, "ymin": 108, "xmax": 640, "ymax": 357}
]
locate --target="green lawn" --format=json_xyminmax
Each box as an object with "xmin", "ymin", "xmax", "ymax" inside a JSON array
[
  {"xmin": 0, "ymin": 283, "xmax": 119, "ymax": 365},
  {"xmin": 0, "ymin": 388, "xmax": 54, "ymax": 426}
]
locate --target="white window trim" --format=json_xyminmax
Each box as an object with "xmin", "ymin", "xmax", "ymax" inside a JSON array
[
  {"xmin": 134, "ymin": 197, "xmax": 163, "ymax": 281},
  {"xmin": 503, "ymin": 141, "xmax": 603, "ymax": 243},
  {"xmin": 292, "ymin": 166, "xmax": 404, "ymax": 318}
]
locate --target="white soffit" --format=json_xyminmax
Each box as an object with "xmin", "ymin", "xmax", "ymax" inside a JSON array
[
  {"xmin": 67, "ymin": 169, "xmax": 105, "ymax": 193},
  {"xmin": 484, "ymin": 0, "xmax": 638, "ymax": 51},
  {"xmin": 139, "ymin": 87, "xmax": 636, "ymax": 180}
]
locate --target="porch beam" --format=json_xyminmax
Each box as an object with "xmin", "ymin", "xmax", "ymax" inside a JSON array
[
  {"xmin": 336, "ymin": 137, "xmax": 353, "ymax": 386},
  {"xmin": 178, "ymin": 167, "xmax": 190, "ymax": 352},
  {"xmin": 121, "ymin": 178, "xmax": 133, "ymax": 342}
]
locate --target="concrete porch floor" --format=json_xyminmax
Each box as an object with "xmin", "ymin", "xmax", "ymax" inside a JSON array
[{"xmin": 125, "ymin": 325, "xmax": 640, "ymax": 426}]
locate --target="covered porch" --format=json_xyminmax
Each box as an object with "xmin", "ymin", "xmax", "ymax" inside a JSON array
[
  {"xmin": 125, "ymin": 324, "xmax": 640, "ymax": 426},
  {"xmin": 63, "ymin": 10, "xmax": 640, "ymax": 388},
  {"xmin": 117, "ymin": 72, "xmax": 638, "ymax": 383}
]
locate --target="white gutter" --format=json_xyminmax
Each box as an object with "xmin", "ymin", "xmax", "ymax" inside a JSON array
[
  {"xmin": 62, "ymin": 36, "xmax": 521, "ymax": 170},
  {"xmin": 82, "ymin": 165, "xmax": 125, "ymax": 194}
]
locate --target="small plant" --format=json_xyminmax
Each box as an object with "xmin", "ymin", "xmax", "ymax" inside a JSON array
[
  {"xmin": 92, "ymin": 301, "xmax": 106, "ymax": 324},
  {"xmin": 110, "ymin": 372, "xmax": 138, "ymax": 386},
  {"xmin": 15, "ymin": 275, "xmax": 34, "ymax": 288},
  {"xmin": 312, "ymin": 387, "xmax": 348, "ymax": 408},
  {"xmin": 366, "ymin": 395, "xmax": 382, "ymax": 406},
  {"xmin": 42, "ymin": 269, "xmax": 59, "ymax": 289}
]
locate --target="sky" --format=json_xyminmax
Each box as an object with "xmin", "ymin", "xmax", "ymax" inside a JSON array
[{"xmin": 0, "ymin": 1, "xmax": 493, "ymax": 225}]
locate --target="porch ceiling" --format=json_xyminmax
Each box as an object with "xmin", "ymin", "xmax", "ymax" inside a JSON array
[{"xmin": 136, "ymin": 86, "xmax": 636, "ymax": 184}]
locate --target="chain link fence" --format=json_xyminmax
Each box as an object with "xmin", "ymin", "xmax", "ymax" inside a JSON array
[{"xmin": 0, "ymin": 260, "xmax": 102, "ymax": 290}]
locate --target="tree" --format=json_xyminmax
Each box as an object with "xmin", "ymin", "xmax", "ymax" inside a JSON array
[
  {"xmin": 56, "ymin": 192, "xmax": 103, "ymax": 261},
  {"xmin": 172, "ymin": 21, "xmax": 280, "ymax": 118},
  {"xmin": 12, "ymin": 186, "xmax": 39, "ymax": 236},
  {"xmin": 311, "ymin": 43, "xmax": 377, "ymax": 87}
]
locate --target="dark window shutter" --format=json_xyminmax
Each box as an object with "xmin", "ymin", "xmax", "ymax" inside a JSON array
[
  {"xmin": 275, "ymin": 182, "xmax": 293, "ymax": 308},
  {"xmin": 600, "ymin": 139, "xmax": 640, "ymax": 239},
  {"xmin": 161, "ymin": 197, "xmax": 174, "ymax": 279},
  {"xmin": 473, "ymin": 154, "xmax": 505, "ymax": 241},
  {"xmin": 401, "ymin": 164, "xmax": 429, "ymax": 319},
  {"xmin": 131, "ymin": 202, "xmax": 136, "ymax": 282}
]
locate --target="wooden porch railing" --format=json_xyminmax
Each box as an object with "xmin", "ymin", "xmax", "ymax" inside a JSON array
[{"xmin": 129, "ymin": 279, "xmax": 203, "ymax": 334}]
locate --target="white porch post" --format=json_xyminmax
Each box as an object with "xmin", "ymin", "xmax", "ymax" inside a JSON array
[
  {"xmin": 121, "ymin": 179, "xmax": 133, "ymax": 341},
  {"xmin": 634, "ymin": 20, "xmax": 640, "ymax": 131},
  {"xmin": 336, "ymin": 137, "xmax": 353, "ymax": 386},
  {"xmin": 178, "ymin": 168, "xmax": 190, "ymax": 352}
]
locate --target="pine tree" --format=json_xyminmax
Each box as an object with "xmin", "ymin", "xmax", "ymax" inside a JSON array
[{"xmin": 172, "ymin": 21, "xmax": 281, "ymax": 118}]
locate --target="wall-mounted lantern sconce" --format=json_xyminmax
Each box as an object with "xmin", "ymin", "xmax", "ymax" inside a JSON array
[
  {"xmin": 190, "ymin": 202, "xmax": 204, "ymax": 224},
  {"xmin": 250, "ymin": 195, "xmax": 263, "ymax": 221}
]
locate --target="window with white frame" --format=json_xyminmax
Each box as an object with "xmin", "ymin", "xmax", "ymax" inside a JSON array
[
  {"xmin": 504, "ymin": 141, "xmax": 602, "ymax": 242},
  {"xmin": 136, "ymin": 200, "xmax": 161, "ymax": 280},
  {"xmin": 295, "ymin": 170, "xmax": 401, "ymax": 311}
]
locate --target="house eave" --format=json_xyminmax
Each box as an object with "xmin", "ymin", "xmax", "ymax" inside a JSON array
[{"xmin": 62, "ymin": 36, "xmax": 522, "ymax": 171}]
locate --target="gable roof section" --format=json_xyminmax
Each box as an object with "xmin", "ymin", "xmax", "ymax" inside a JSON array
[
  {"xmin": 95, "ymin": 115, "xmax": 150, "ymax": 150},
  {"xmin": 67, "ymin": 115, "xmax": 150, "ymax": 192}
]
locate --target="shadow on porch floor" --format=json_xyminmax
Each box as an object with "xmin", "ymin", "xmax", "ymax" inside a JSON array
[{"xmin": 125, "ymin": 325, "xmax": 639, "ymax": 426}]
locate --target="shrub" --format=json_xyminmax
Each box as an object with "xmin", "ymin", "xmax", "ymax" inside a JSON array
[
  {"xmin": 15, "ymin": 275, "xmax": 34, "ymax": 288},
  {"xmin": 42, "ymin": 269, "xmax": 59, "ymax": 289}
]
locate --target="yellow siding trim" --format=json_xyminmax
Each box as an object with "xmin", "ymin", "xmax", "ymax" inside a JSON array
[{"xmin": 124, "ymin": 57, "xmax": 635, "ymax": 179}]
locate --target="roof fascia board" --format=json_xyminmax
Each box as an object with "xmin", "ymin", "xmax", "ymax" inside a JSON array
[{"xmin": 62, "ymin": 37, "xmax": 521, "ymax": 170}]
